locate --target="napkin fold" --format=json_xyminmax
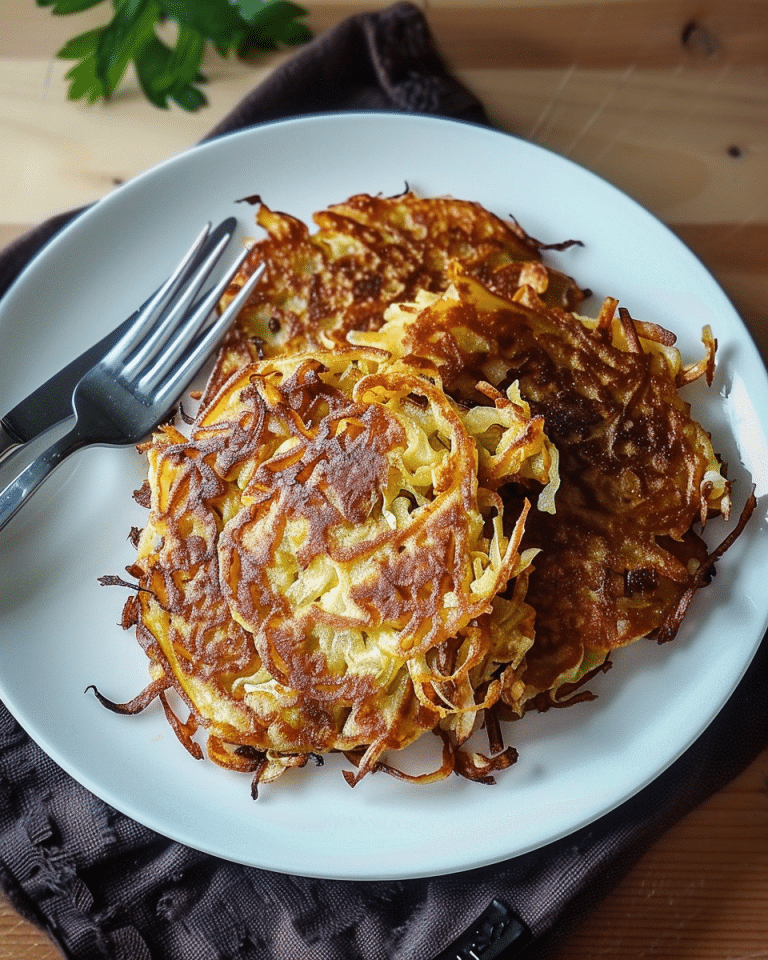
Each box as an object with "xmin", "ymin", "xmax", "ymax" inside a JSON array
[{"xmin": 1, "ymin": 4, "xmax": 766, "ymax": 959}]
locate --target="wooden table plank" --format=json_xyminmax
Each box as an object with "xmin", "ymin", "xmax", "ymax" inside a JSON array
[
  {"xmin": 546, "ymin": 745, "xmax": 768, "ymax": 959},
  {"xmin": 0, "ymin": 904, "xmax": 59, "ymax": 960},
  {"xmin": 425, "ymin": 0, "xmax": 768, "ymax": 68}
]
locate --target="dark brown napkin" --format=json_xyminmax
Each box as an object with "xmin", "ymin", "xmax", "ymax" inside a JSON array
[{"xmin": 1, "ymin": 4, "xmax": 767, "ymax": 959}]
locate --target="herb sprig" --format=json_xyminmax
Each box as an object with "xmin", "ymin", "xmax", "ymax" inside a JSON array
[{"xmin": 39, "ymin": 0, "xmax": 312, "ymax": 111}]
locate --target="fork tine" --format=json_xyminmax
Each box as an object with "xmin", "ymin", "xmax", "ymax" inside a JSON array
[
  {"xmin": 0, "ymin": 220, "xmax": 256, "ymax": 534},
  {"xmin": 137, "ymin": 244, "xmax": 254, "ymax": 395},
  {"xmin": 121, "ymin": 228, "xmax": 234, "ymax": 380},
  {"xmin": 151, "ymin": 261, "xmax": 266, "ymax": 405},
  {"xmin": 106, "ymin": 223, "xmax": 214, "ymax": 367}
]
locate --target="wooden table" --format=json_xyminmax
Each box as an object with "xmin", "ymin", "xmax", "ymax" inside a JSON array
[{"xmin": 1, "ymin": 1, "xmax": 767, "ymax": 957}]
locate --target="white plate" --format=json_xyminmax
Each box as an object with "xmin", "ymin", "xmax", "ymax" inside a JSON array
[{"xmin": 1, "ymin": 112, "xmax": 767, "ymax": 881}]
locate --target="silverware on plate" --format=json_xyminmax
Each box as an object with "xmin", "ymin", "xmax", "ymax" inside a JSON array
[
  {"xmin": 0, "ymin": 220, "xmax": 263, "ymax": 533},
  {"xmin": 0, "ymin": 218, "xmax": 238, "ymax": 461}
]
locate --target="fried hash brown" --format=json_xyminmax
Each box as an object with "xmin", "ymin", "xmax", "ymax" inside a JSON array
[
  {"xmin": 110, "ymin": 348, "xmax": 557, "ymax": 789},
  {"xmin": 99, "ymin": 192, "xmax": 747, "ymax": 795},
  {"xmin": 207, "ymin": 190, "xmax": 586, "ymax": 395},
  {"xmin": 351, "ymin": 271, "xmax": 732, "ymax": 706}
]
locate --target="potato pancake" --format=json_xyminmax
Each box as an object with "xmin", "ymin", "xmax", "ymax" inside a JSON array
[
  {"xmin": 98, "ymin": 192, "xmax": 746, "ymax": 796},
  {"xmin": 109, "ymin": 348, "xmax": 556, "ymax": 790},
  {"xmin": 205, "ymin": 190, "xmax": 586, "ymax": 397},
  {"xmin": 351, "ymin": 271, "xmax": 732, "ymax": 708}
]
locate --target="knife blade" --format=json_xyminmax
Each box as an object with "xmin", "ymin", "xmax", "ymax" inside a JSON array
[{"xmin": 0, "ymin": 217, "xmax": 238, "ymax": 460}]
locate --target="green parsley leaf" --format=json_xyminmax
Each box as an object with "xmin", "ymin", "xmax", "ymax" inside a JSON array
[
  {"xmin": 63, "ymin": 48, "xmax": 104, "ymax": 103},
  {"xmin": 47, "ymin": 0, "xmax": 312, "ymax": 111},
  {"xmin": 133, "ymin": 28, "xmax": 207, "ymax": 110},
  {"xmin": 95, "ymin": 0, "xmax": 161, "ymax": 99},
  {"xmin": 57, "ymin": 25, "xmax": 104, "ymax": 61},
  {"xmin": 238, "ymin": 1, "xmax": 313, "ymax": 53},
  {"xmin": 160, "ymin": 0, "xmax": 249, "ymax": 49},
  {"xmin": 37, "ymin": 0, "xmax": 108, "ymax": 13}
]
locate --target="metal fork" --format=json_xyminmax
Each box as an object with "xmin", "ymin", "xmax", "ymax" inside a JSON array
[{"xmin": 0, "ymin": 221, "xmax": 264, "ymax": 533}]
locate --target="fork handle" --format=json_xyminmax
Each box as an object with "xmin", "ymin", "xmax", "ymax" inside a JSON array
[{"xmin": 0, "ymin": 424, "xmax": 87, "ymax": 533}]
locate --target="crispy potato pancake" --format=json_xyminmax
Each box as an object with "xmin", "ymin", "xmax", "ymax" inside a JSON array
[
  {"xmin": 111, "ymin": 348, "xmax": 558, "ymax": 790},
  {"xmin": 351, "ymin": 271, "xmax": 732, "ymax": 706},
  {"xmin": 99, "ymin": 192, "xmax": 748, "ymax": 796},
  {"xmin": 206, "ymin": 191, "xmax": 586, "ymax": 396}
]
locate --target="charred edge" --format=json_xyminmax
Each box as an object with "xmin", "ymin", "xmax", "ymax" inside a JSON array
[
  {"xmin": 251, "ymin": 756, "xmax": 270, "ymax": 800},
  {"xmin": 97, "ymin": 574, "xmax": 153, "ymax": 597},
  {"xmin": 484, "ymin": 706, "xmax": 505, "ymax": 755},
  {"xmin": 508, "ymin": 214, "xmax": 585, "ymax": 253},
  {"xmin": 159, "ymin": 691, "xmax": 203, "ymax": 760},
  {"xmin": 85, "ymin": 676, "xmax": 169, "ymax": 714},
  {"xmin": 133, "ymin": 482, "xmax": 151, "ymax": 509},
  {"xmin": 655, "ymin": 487, "xmax": 757, "ymax": 645},
  {"xmin": 178, "ymin": 402, "xmax": 196, "ymax": 425},
  {"xmin": 454, "ymin": 744, "xmax": 519, "ymax": 784},
  {"xmin": 618, "ymin": 307, "xmax": 643, "ymax": 353},
  {"xmin": 527, "ymin": 659, "xmax": 613, "ymax": 713}
]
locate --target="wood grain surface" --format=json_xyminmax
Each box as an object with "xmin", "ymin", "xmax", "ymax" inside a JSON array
[{"xmin": 1, "ymin": 1, "xmax": 767, "ymax": 958}]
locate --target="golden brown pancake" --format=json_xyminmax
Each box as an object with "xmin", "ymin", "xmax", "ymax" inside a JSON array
[
  {"xmin": 206, "ymin": 190, "xmax": 586, "ymax": 398},
  {"xmin": 351, "ymin": 271, "xmax": 732, "ymax": 708},
  {"xmin": 98, "ymin": 191, "xmax": 746, "ymax": 796},
  {"xmin": 109, "ymin": 347, "xmax": 558, "ymax": 791}
]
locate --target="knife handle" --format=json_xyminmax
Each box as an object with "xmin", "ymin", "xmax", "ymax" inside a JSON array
[
  {"xmin": 434, "ymin": 899, "xmax": 532, "ymax": 960},
  {"xmin": 0, "ymin": 425, "xmax": 85, "ymax": 533}
]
